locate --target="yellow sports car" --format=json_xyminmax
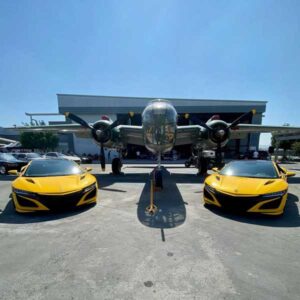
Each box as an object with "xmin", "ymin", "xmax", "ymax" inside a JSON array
[
  {"xmin": 9, "ymin": 159, "xmax": 98, "ymax": 213},
  {"xmin": 204, "ymin": 160, "xmax": 295, "ymax": 215}
]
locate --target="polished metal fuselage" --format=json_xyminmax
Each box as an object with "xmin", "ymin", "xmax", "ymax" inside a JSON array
[{"xmin": 142, "ymin": 99, "xmax": 177, "ymax": 154}]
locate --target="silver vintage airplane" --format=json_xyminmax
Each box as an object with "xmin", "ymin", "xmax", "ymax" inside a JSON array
[{"xmin": 5, "ymin": 99, "xmax": 300, "ymax": 187}]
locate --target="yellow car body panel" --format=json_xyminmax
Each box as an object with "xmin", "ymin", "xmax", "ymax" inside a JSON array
[
  {"xmin": 12, "ymin": 172, "xmax": 98, "ymax": 213},
  {"xmin": 203, "ymin": 161, "xmax": 290, "ymax": 215}
]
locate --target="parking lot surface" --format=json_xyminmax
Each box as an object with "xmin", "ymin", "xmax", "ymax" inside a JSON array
[{"xmin": 0, "ymin": 163, "xmax": 299, "ymax": 300}]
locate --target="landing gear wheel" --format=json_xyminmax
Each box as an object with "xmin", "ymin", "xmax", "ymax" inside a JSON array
[
  {"xmin": 112, "ymin": 158, "xmax": 122, "ymax": 175},
  {"xmin": 154, "ymin": 169, "xmax": 163, "ymax": 189},
  {"xmin": 185, "ymin": 161, "xmax": 191, "ymax": 168},
  {"xmin": 0, "ymin": 166, "xmax": 6, "ymax": 175},
  {"xmin": 197, "ymin": 157, "xmax": 208, "ymax": 176}
]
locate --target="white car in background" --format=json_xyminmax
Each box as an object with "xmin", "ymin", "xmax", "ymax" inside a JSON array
[
  {"xmin": 13, "ymin": 152, "xmax": 43, "ymax": 162},
  {"xmin": 44, "ymin": 152, "xmax": 81, "ymax": 164}
]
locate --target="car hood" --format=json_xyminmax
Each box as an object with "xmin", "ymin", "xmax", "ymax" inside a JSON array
[
  {"xmin": 13, "ymin": 174, "xmax": 95, "ymax": 194},
  {"xmin": 205, "ymin": 174, "xmax": 287, "ymax": 195}
]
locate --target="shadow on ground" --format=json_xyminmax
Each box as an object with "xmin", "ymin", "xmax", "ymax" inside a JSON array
[
  {"xmin": 287, "ymin": 177, "xmax": 300, "ymax": 184},
  {"xmin": 0, "ymin": 175, "xmax": 16, "ymax": 182},
  {"xmin": 136, "ymin": 167, "xmax": 187, "ymax": 229},
  {"xmin": 205, "ymin": 193, "xmax": 300, "ymax": 227},
  {"xmin": 0, "ymin": 199, "xmax": 95, "ymax": 224},
  {"xmin": 94, "ymin": 166, "xmax": 206, "ymax": 229}
]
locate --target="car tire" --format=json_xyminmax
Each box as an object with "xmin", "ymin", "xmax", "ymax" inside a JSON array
[{"xmin": 0, "ymin": 166, "xmax": 6, "ymax": 175}]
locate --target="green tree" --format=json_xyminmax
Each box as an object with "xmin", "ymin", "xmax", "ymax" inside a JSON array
[
  {"xmin": 271, "ymin": 134, "xmax": 294, "ymax": 160},
  {"xmin": 292, "ymin": 142, "xmax": 300, "ymax": 156},
  {"xmin": 20, "ymin": 132, "xmax": 59, "ymax": 151}
]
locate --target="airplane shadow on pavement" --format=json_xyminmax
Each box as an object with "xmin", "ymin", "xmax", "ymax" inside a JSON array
[
  {"xmin": 95, "ymin": 166, "xmax": 204, "ymax": 229},
  {"xmin": 137, "ymin": 167, "xmax": 187, "ymax": 229}
]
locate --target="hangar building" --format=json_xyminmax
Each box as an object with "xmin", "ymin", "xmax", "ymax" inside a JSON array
[{"xmin": 57, "ymin": 94, "xmax": 267, "ymax": 158}]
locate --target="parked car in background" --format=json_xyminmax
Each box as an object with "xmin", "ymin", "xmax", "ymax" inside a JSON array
[
  {"xmin": 81, "ymin": 155, "xmax": 93, "ymax": 164},
  {"xmin": 44, "ymin": 152, "xmax": 81, "ymax": 164},
  {"xmin": 0, "ymin": 153, "xmax": 28, "ymax": 175},
  {"xmin": 13, "ymin": 152, "xmax": 43, "ymax": 162}
]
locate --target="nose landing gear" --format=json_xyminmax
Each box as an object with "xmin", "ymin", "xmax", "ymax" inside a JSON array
[
  {"xmin": 153, "ymin": 168, "xmax": 163, "ymax": 190},
  {"xmin": 146, "ymin": 179, "xmax": 158, "ymax": 215}
]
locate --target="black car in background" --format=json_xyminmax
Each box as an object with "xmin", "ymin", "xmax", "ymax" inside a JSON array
[{"xmin": 0, "ymin": 153, "xmax": 28, "ymax": 175}]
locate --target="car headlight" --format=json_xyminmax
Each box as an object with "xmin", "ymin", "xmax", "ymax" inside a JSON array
[
  {"xmin": 262, "ymin": 190, "xmax": 287, "ymax": 198},
  {"xmin": 13, "ymin": 188, "xmax": 37, "ymax": 198},
  {"xmin": 83, "ymin": 183, "xmax": 96, "ymax": 194},
  {"xmin": 205, "ymin": 184, "xmax": 216, "ymax": 194}
]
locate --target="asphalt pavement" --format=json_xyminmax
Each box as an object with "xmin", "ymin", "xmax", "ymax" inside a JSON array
[{"xmin": 0, "ymin": 162, "xmax": 299, "ymax": 300}]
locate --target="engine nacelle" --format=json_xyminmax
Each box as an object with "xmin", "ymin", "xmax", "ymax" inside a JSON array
[
  {"xmin": 91, "ymin": 120, "xmax": 113, "ymax": 145},
  {"xmin": 206, "ymin": 120, "xmax": 230, "ymax": 148}
]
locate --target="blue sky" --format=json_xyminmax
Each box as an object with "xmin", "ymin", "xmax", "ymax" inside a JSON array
[{"xmin": 0, "ymin": 0, "xmax": 300, "ymax": 146}]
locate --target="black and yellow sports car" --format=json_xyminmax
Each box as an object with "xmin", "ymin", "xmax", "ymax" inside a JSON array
[
  {"xmin": 9, "ymin": 159, "xmax": 98, "ymax": 213},
  {"xmin": 204, "ymin": 160, "xmax": 295, "ymax": 215}
]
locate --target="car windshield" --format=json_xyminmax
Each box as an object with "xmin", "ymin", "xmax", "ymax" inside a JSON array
[
  {"xmin": 0, "ymin": 153, "xmax": 16, "ymax": 161},
  {"xmin": 27, "ymin": 153, "xmax": 41, "ymax": 158},
  {"xmin": 219, "ymin": 160, "xmax": 279, "ymax": 179},
  {"xmin": 24, "ymin": 159, "xmax": 83, "ymax": 177}
]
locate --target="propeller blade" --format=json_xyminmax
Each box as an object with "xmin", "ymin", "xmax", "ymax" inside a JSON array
[
  {"xmin": 228, "ymin": 109, "xmax": 256, "ymax": 129},
  {"xmin": 105, "ymin": 113, "xmax": 134, "ymax": 131},
  {"xmin": 65, "ymin": 112, "xmax": 92, "ymax": 129},
  {"xmin": 190, "ymin": 116, "xmax": 211, "ymax": 131},
  {"xmin": 107, "ymin": 119, "xmax": 121, "ymax": 130},
  {"xmin": 100, "ymin": 144, "xmax": 105, "ymax": 171}
]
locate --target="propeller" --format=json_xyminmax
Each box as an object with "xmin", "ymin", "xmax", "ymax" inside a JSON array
[
  {"xmin": 64, "ymin": 112, "xmax": 93, "ymax": 129},
  {"xmin": 65, "ymin": 111, "xmax": 134, "ymax": 171},
  {"xmin": 190, "ymin": 110, "xmax": 256, "ymax": 167},
  {"xmin": 228, "ymin": 109, "xmax": 256, "ymax": 129}
]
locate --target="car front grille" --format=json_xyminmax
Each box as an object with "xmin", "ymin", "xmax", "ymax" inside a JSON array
[
  {"xmin": 37, "ymin": 186, "xmax": 96, "ymax": 211},
  {"xmin": 16, "ymin": 195, "xmax": 38, "ymax": 208},
  {"xmin": 37, "ymin": 191, "xmax": 82, "ymax": 210},
  {"xmin": 214, "ymin": 191, "xmax": 264, "ymax": 212}
]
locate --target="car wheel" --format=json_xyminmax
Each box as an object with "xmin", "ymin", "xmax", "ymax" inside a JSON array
[{"xmin": 0, "ymin": 166, "xmax": 6, "ymax": 175}]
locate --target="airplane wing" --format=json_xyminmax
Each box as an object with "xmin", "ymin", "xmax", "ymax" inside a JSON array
[
  {"xmin": 230, "ymin": 124, "xmax": 300, "ymax": 137},
  {"xmin": 5, "ymin": 124, "xmax": 89, "ymax": 133},
  {"xmin": 118, "ymin": 125, "xmax": 144, "ymax": 146},
  {"xmin": 0, "ymin": 137, "xmax": 18, "ymax": 144},
  {"xmin": 174, "ymin": 123, "xmax": 300, "ymax": 146},
  {"xmin": 175, "ymin": 125, "xmax": 203, "ymax": 146}
]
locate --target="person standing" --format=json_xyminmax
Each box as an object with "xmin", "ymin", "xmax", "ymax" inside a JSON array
[{"xmin": 253, "ymin": 149, "xmax": 259, "ymax": 159}]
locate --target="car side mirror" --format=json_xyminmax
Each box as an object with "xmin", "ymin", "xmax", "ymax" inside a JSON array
[
  {"xmin": 85, "ymin": 167, "xmax": 92, "ymax": 172},
  {"xmin": 212, "ymin": 167, "xmax": 219, "ymax": 172},
  {"xmin": 8, "ymin": 170, "xmax": 18, "ymax": 176},
  {"xmin": 286, "ymin": 171, "xmax": 296, "ymax": 177}
]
